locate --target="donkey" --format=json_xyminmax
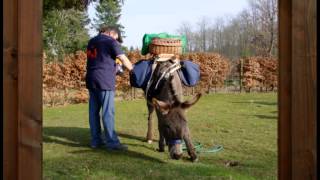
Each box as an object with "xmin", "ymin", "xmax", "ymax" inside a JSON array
[{"xmin": 143, "ymin": 56, "xmax": 201, "ymax": 162}]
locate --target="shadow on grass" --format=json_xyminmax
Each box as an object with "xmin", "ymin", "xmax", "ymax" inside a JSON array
[
  {"xmin": 43, "ymin": 127, "xmax": 89, "ymax": 147},
  {"xmin": 43, "ymin": 153, "xmax": 250, "ymax": 180},
  {"xmin": 231, "ymin": 101, "xmax": 277, "ymax": 106},
  {"xmin": 69, "ymin": 148, "xmax": 164, "ymax": 163},
  {"xmin": 117, "ymin": 132, "xmax": 146, "ymax": 142},
  {"xmin": 254, "ymin": 115, "xmax": 277, "ymax": 120},
  {"xmin": 43, "ymin": 127, "xmax": 155, "ymax": 146},
  {"xmin": 42, "ymin": 128, "xmax": 272, "ymax": 179},
  {"xmin": 43, "ymin": 126, "xmax": 164, "ymax": 163},
  {"xmin": 117, "ymin": 132, "xmax": 159, "ymax": 142},
  {"xmin": 117, "ymin": 132, "xmax": 159, "ymax": 151}
]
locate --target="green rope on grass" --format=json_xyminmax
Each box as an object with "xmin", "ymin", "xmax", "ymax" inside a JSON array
[{"xmin": 181, "ymin": 141, "xmax": 223, "ymax": 154}]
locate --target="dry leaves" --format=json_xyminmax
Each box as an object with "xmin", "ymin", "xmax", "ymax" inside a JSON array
[
  {"xmin": 43, "ymin": 51, "xmax": 277, "ymax": 106},
  {"xmin": 238, "ymin": 56, "xmax": 278, "ymax": 92}
]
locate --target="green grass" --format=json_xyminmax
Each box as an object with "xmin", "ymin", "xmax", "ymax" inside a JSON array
[{"xmin": 43, "ymin": 93, "xmax": 277, "ymax": 180}]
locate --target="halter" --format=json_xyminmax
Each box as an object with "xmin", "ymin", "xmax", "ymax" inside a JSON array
[{"xmin": 167, "ymin": 139, "xmax": 182, "ymax": 145}]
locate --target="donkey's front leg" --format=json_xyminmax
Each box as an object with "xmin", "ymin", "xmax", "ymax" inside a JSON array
[
  {"xmin": 183, "ymin": 127, "xmax": 198, "ymax": 162},
  {"xmin": 146, "ymin": 103, "xmax": 155, "ymax": 144},
  {"xmin": 157, "ymin": 129, "xmax": 165, "ymax": 152}
]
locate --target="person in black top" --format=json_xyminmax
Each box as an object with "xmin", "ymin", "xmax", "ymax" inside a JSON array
[{"xmin": 86, "ymin": 26, "xmax": 133, "ymax": 150}]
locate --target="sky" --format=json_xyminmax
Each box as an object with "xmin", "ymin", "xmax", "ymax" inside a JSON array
[{"xmin": 88, "ymin": 0, "xmax": 249, "ymax": 48}]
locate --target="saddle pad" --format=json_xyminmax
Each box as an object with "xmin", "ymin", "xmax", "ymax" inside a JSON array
[
  {"xmin": 130, "ymin": 59, "xmax": 154, "ymax": 89},
  {"xmin": 178, "ymin": 60, "xmax": 200, "ymax": 87}
]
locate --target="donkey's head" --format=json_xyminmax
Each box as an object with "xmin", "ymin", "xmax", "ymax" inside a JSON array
[{"xmin": 152, "ymin": 93, "xmax": 202, "ymax": 160}]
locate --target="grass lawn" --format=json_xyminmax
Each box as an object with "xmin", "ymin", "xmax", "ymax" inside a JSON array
[{"xmin": 43, "ymin": 92, "xmax": 277, "ymax": 180}]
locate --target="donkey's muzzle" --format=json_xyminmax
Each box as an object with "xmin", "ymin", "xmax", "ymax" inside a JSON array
[{"xmin": 171, "ymin": 153, "xmax": 183, "ymax": 160}]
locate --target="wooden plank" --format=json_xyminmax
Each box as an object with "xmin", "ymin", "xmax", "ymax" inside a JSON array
[
  {"xmin": 279, "ymin": 0, "xmax": 317, "ymax": 179},
  {"xmin": 17, "ymin": 0, "xmax": 43, "ymax": 179},
  {"xmin": 1, "ymin": 0, "xmax": 316, "ymax": 179},
  {"xmin": 278, "ymin": 0, "xmax": 292, "ymax": 179},
  {"xmin": 3, "ymin": 0, "xmax": 19, "ymax": 179},
  {"xmin": 291, "ymin": 0, "xmax": 317, "ymax": 179}
]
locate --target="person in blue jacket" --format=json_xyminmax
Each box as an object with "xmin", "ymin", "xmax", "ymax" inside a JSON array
[{"xmin": 86, "ymin": 26, "xmax": 133, "ymax": 151}]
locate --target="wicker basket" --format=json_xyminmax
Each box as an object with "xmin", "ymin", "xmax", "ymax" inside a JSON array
[{"xmin": 149, "ymin": 38, "xmax": 182, "ymax": 55}]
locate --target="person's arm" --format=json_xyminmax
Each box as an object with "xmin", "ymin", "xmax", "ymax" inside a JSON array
[{"xmin": 117, "ymin": 54, "xmax": 133, "ymax": 71}]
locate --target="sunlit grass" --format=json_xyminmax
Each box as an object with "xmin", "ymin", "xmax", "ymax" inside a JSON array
[{"xmin": 43, "ymin": 92, "xmax": 277, "ymax": 180}]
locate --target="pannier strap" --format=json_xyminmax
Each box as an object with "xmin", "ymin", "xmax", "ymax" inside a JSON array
[{"xmin": 145, "ymin": 57, "xmax": 181, "ymax": 97}]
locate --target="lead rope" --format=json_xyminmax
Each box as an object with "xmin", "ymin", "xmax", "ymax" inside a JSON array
[{"xmin": 181, "ymin": 141, "xmax": 224, "ymax": 154}]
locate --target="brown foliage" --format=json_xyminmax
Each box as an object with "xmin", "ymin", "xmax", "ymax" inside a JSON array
[
  {"xmin": 114, "ymin": 51, "xmax": 231, "ymax": 95},
  {"xmin": 180, "ymin": 53, "xmax": 230, "ymax": 92},
  {"xmin": 42, "ymin": 51, "xmax": 277, "ymax": 106},
  {"xmin": 43, "ymin": 51, "xmax": 88, "ymax": 106},
  {"xmin": 238, "ymin": 56, "xmax": 278, "ymax": 92}
]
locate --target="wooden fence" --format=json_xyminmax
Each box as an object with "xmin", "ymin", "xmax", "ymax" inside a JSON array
[
  {"xmin": 2, "ymin": 0, "xmax": 317, "ymax": 179},
  {"xmin": 3, "ymin": 0, "xmax": 42, "ymax": 179}
]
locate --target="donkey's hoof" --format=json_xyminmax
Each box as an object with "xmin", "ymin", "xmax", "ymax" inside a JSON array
[
  {"xmin": 147, "ymin": 140, "xmax": 153, "ymax": 144},
  {"xmin": 156, "ymin": 148, "xmax": 165, "ymax": 152},
  {"xmin": 191, "ymin": 157, "xmax": 199, "ymax": 163}
]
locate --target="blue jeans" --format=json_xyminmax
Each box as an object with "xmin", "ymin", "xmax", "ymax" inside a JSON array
[{"xmin": 88, "ymin": 89, "xmax": 121, "ymax": 148}]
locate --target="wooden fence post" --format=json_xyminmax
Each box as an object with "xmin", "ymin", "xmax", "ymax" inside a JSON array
[
  {"xmin": 239, "ymin": 59, "xmax": 243, "ymax": 93},
  {"xmin": 17, "ymin": 0, "xmax": 43, "ymax": 179},
  {"xmin": 278, "ymin": 0, "xmax": 317, "ymax": 179},
  {"xmin": 3, "ymin": 0, "xmax": 43, "ymax": 179},
  {"xmin": 3, "ymin": 0, "xmax": 19, "ymax": 179}
]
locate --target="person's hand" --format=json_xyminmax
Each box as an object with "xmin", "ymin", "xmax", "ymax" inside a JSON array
[
  {"xmin": 129, "ymin": 65, "xmax": 134, "ymax": 73},
  {"xmin": 117, "ymin": 54, "xmax": 133, "ymax": 72},
  {"xmin": 129, "ymin": 69, "xmax": 133, "ymax": 75}
]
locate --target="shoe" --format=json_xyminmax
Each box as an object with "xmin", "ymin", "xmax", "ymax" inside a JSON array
[
  {"xmin": 91, "ymin": 144, "xmax": 100, "ymax": 149},
  {"xmin": 90, "ymin": 142, "xmax": 106, "ymax": 149},
  {"xmin": 107, "ymin": 144, "xmax": 128, "ymax": 151}
]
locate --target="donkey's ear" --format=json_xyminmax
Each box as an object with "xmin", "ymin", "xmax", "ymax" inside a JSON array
[
  {"xmin": 152, "ymin": 98, "xmax": 171, "ymax": 114},
  {"xmin": 181, "ymin": 93, "xmax": 202, "ymax": 109}
]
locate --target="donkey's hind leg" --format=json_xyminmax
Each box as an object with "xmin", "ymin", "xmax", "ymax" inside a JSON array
[{"xmin": 146, "ymin": 102, "xmax": 155, "ymax": 144}]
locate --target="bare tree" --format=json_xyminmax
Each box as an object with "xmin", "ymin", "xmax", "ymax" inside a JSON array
[
  {"xmin": 207, "ymin": 27, "xmax": 215, "ymax": 52},
  {"xmin": 248, "ymin": 0, "xmax": 278, "ymax": 56},
  {"xmin": 177, "ymin": 22, "xmax": 194, "ymax": 52},
  {"xmin": 237, "ymin": 9, "xmax": 255, "ymax": 57},
  {"xmin": 197, "ymin": 17, "xmax": 211, "ymax": 52},
  {"xmin": 175, "ymin": 0, "xmax": 278, "ymax": 58},
  {"xmin": 213, "ymin": 17, "xmax": 225, "ymax": 54}
]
